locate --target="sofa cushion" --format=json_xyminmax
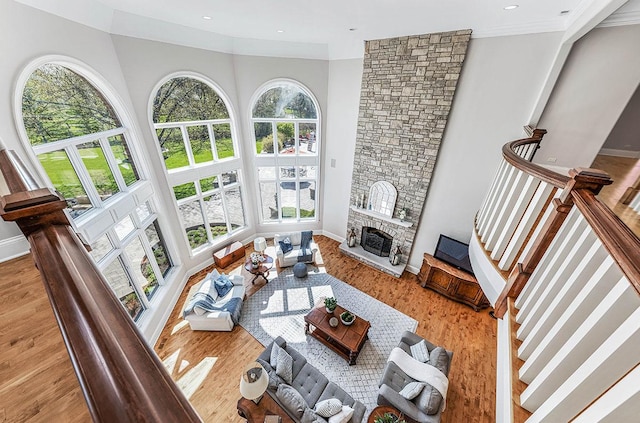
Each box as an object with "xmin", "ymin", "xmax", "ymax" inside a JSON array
[
  {"xmin": 256, "ymin": 358, "xmax": 284, "ymax": 391},
  {"xmin": 399, "ymin": 381, "xmax": 426, "ymax": 400},
  {"xmin": 429, "ymin": 347, "xmax": 449, "ymax": 374},
  {"xmin": 275, "ymin": 347, "xmax": 294, "ymax": 384},
  {"xmin": 314, "ymin": 398, "xmax": 342, "ymax": 418},
  {"xmin": 409, "ymin": 340, "xmax": 430, "ymax": 363},
  {"xmin": 415, "ymin": 383, "xmax": 443, "ymax": 415},
  {"xmin": 214, "ymin": 274, "xmax": 234, "ymax": 297},
  {"xmin": 279, "ymin": 237, "xmax": 294, "ymax": 253},
  {"xmin": 276, "ymin": 384, "xmax": 307, "ymax": 419},
  {"xmin": 291, "ymin": 363, "xmax": 329, "ymax": 407},
  {"xmin": 328, "ymin": 405, "xmax": 354, "ymax": 423},
  {"xmin": 301, "ymin": 407, "xmax": 328, "ymax": 423},
  {"xmin": 271, "ymin": 339, "xmax": 284, "ymax": 366}
]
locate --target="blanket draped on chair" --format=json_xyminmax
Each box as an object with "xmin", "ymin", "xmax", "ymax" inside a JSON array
[
  {"xmin": 298, "ymin": 230, "xmax": 313, "ymax": 262},
  {"xmin": 388, "ymin": 347, "xmax": 449, "ymax": 412},
  {"xmin": 183, "ymin": 293, "xmax": 242, "ymax": 325}
]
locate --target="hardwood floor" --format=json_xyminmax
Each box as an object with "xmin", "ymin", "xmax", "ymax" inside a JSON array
[
  {"xmin": 155, "ymin": 236, "xmax": 497, "ymax": 423},
  {"xmin": 0, "ymin": 236, "xmax": 496, "ymax": 423}
]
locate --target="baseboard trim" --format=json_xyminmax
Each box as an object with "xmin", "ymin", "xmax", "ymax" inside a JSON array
[
  {"xmin": 320, "ymin": 230, "xmax": 344, "ymax": 243},
  {"xmin": 0, "ymin": 235, "xmax": 30, "ymax": 263},
  {"xmin": 598, "ymin": 148, "xmax": 640, "ymax": 158}
]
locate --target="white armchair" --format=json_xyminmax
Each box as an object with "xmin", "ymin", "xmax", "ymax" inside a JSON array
[{"xmin": 274, "ymin": 232, "xmax": 318, "ymax": 267}]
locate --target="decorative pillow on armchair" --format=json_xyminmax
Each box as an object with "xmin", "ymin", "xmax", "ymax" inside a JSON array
[
  {"xmin": 279, "ymin": 237, "xmax": 293, "ymax": 253},
  {"xmin": 214, "ymin": 274, "xmax": 234, "ymax": 297}
]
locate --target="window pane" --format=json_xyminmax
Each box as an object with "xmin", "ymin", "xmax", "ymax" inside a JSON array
[
  {"xmin": 156, "ymin": 127, "xmax": 187, "ymax": 170},
  {"xmin": 300, "ymin": 181, "xmax": 316, "ymax": 219},
  {"xmin": 152, "ymin": 77, "xmax": 229, "ymax": 123},
  {"xmin": 22, "ymin": 63, "xmax": 120, "ymax": 145},
  {"xmin": 254, "ymin": 122, "xmax": 273, "ymax": 155},
  {"xmin": 103, "ymin": 257, "xmax": 145, "ymax": 321},
  {"xmin": 78, "ymin": 141, "xmax": 119, "ymax": 201},
  {"xmin": 213, "ymin": 123, "xmax": 234, "ymax": 159},
  {"xmin": 222, "ymin": 171, "xmax": 238, "ymax": 186},
  {"xmin": 277, "ymin": 122, "xmax": 295, "ymax": 155},
  {"xmin": 115, "ymin": 216, "xmax": 135, "ymax": 241},
  {"xmin": 90, "ymin": 233, "xmax": 113, "ymax": 263},
  {"xmin": 259, "ymin": 182, "xmax": 277, "ymax": 221},
  {"xmin": 187, "ymin": 125, "xmax": 212, "ymax": 164},
  {"xmin": 135, "ymin": 202, "xmax": 151, "ymax": 222},
  {"xmin": 109, "ymin": 134, "xmax": 139, "ymax": 186},
  {"xmin": 173, "ymin": 182, "xmax": 196, "ymax": 200},
  {"xmin": 178, "ymin": 200, "xmax": 208, "ymax": 250},
  {"xmin": 200, "ymin": 176, "xmax": 219, "ymax": 193},
  {"xmin": 298, "ymin": 166, "xmax": 317, "ymax": 179},
  {"xmin": 299, "ymin": 123, "xmax": 317, "ymax": 154},
  {"xmin": 224, "ymin": 187, "xmax": 245, "ymax": 230},
  {"xmin": 252, "ymin": 85, "xmax": 317, "ymax": 119},
  {"xmin": 258, "ymin": 167, "xmax": 276, "ymax": 179},
  {"xmin": 145, "ymin": 221, "xmax": 171, "ymax": 278},
  {"xmin": 124, "ymin": 236, "xmax": 158, "ymax": 301},
  {"xmin": 280, "ymin": 167, "xmax": 296, "ymax": 180},
  {"xmin": 279, "ymin": 180, "xmax": 297, "ymax": 220},
  {"xmin": 36, "ymin": 150, "xmax": 92, "ymax": 218},
  {"xmin": 204, "ymin": 194, "xmax": 227, "ymax": 241}
]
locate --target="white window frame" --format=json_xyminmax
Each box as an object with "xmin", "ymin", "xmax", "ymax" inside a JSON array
[{"xmin": 249, "ymin": 79, "xmax": 321, "ymax": 224}]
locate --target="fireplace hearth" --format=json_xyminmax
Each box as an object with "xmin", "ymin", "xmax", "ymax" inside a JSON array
[{"xmin": 361, "ymin": 227, "xmax": 393, "ymax": 257}]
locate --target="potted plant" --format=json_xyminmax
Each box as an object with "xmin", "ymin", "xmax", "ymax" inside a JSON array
[
  {"xmin": 340, "ymin": 311, "xmax": 356, "ymax": 326},
  {"xmin": 324, "ymin": 297, "xmax": 337, "ymax": 313},
  {"xmin": 373, "ymin": 412, "xmax": 406, "ymax": 423}
]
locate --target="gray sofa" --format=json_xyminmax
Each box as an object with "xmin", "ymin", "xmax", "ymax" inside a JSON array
[
  {"xmin": 257, "ymin": 336, "xmax": 366, "ymax": 423},
  {"xmin": 377, "ymin": 331, "xmax": 453, "ymax": 423}
]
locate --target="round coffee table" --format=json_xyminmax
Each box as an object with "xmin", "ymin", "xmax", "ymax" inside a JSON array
[
  {"xmin": 367, "ymin": 405, "xmax": 404, "ymax": 423},
  {"xmin": 245, "ymin": 254, "xmax": 274, "ymax": 284}
]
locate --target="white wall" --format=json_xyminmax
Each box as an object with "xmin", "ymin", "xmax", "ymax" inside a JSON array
[
  {"xmin": 601, "ymin": 82, "xmax": 640, "ymax": 154},
  {"xmin": 536, "ymin": 24, "xmax": 640, "ymax": 168}
]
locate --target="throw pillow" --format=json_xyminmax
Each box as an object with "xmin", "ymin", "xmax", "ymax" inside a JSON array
[
  {"xmin": 429, "ymin": 347, "xmax": 449, "ymax": 374},
  {"xmin": 270, "ymin": 341, "xmax": 282, "ymax": 368},
  {"xmin": 279, "ymin": 237, "xmax": 293, "ymax": 254},
  {"xmin": 301, "ymin": 407, "xmax": 328, "ymax": 423},
  {"xmin": 276, "ymin": 384, "xmax": 307, "ymax": 419},
  {"xmin": 410, "ymin": 340, "xmax": 430, "ymax": 363},
  {"xmin": 415, "ymin": 383, "xmax": 443, "ymax": 415},
  {"xmin": 257, "ymin": 358, "xmax": 283, "ymax": 391},
  {"xmin": 214, "ymin": 274, "xmax": 234, "ymax": 297},
  {"xmin": 275, "ymin": 347, "xmax": 294, "ymax": 384},
  {"xmin": 327, "ymin": 405, "xmax": 354, "ymax": 423},
  {"xmin": 399, "ymin": 381, "xmax": 426, "ymax": 400},
  {"xmin": 314, "ymin": 398, "xmax": 342, "ymax": 418}
]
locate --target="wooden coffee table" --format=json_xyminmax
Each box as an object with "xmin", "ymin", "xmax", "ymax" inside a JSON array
[
  {"xmin": 244, "ymin": 254, "xmax": 274, "ymax": 284},
  {"xmin": 237, "ymin": 394, "xmax": 294, "ymax": 423},
  {"xmin": 304, "ymin": 301, "xmax": 370, "ymax": 365}
]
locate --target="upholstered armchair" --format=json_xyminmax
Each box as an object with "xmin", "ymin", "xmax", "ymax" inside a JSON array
[
  {"xmin": 274, "ymin": 231, "xmax": 318, "ymax": 267},
  {"xmin": 377, "ymin": 331, "xmax": 453, "ymax": 423}
]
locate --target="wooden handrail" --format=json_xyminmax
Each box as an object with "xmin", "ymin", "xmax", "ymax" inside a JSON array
[
  {"xmin": 502, "ymin": 129, "xmax": 570, "ymax": 188},
  {"xmin": 0, "ymin": 149, "xmax": 202, "ymax": 423},
  {"xmin": 572, "ymin": 189, "xmax": 640, "ymax": 295}
]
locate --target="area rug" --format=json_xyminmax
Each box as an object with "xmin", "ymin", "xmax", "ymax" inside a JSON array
[{"xmin": 239, "ymin": 268, "xmax": 418, "ymax": 412}]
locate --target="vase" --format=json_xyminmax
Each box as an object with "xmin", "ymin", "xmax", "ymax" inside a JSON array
[
  {"xmin": 347, "ymin": 228, "xmax": 356, "ymax": 247},
  {"xmin": 326, "ymin": 307, "xmax": 335, "ymax": 314}
]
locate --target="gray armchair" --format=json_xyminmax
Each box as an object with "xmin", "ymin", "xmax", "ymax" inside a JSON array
[{"xmin": 377, "ymin": 331, "xmax": 453, "ymax": 423}]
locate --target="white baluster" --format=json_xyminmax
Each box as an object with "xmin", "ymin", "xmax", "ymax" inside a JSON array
[
  {"xmin": 481, "ymin": 165, "xmax": 519, "ymax": 245},
  {"xmin": 477, "ymin": 160, "xmax": 510, "ymax": 237}
]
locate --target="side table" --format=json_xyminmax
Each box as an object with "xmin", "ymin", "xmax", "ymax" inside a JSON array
[
  {"xmin": 244, "ymin": 254, "xmax": 274, "ymax": 284},
  {"xmin": 367, "ymin": 405, "xmax": 406, "ymax": 423},
  {"xmin": 237, "ymin": 395, "xmax": 294, "ymax": 423}
]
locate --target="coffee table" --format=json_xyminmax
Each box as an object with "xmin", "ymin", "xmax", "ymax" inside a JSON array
[
  {"xmin": 245, "ymin": 254, "xmax": 274, "ymax": 284},
  {"xmin": 304, "ymin": 301, "xmax": 370, "ymax": 365},
  {"xmin": 237, "ymin": 394, "xmax": 294, "ymax": 423}
]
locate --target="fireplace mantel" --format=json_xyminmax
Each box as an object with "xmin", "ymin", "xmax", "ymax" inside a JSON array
[{"xmin": 349, "ymin": 206, "xmax": 413, "ymax": 228}]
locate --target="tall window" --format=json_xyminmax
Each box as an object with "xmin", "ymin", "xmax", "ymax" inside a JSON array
[
  {"xmin": 17, "ymin": 59, "xmax": 173, "ymax": 323},
  {"xmin": 251, "ymin": 81, "xmax": 320, "ymax": 222},
  {"xmin": 151, "ymin": 75, "xmax": 246, "ymax": 253}
]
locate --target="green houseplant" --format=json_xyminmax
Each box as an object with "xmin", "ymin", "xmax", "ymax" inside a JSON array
[
  {"xmin": 373, "ymin": 412, "xmax": 406, "ymax": 423},
  {"xmin": 340, "ymin": 311, "xmax": 355, "ymax": 326},
  {"xmin": 324, "ymin": 297, "xmax": 337, "ymax": 313}
]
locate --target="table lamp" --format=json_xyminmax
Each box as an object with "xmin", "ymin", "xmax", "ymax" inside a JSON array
[
  {"xmin": 240, "ymin": 362, "xmax": 268, "ymax": 404},
  {"xmin": 254, "ymin": 237, "xmax": 267, "ymax": 256}
]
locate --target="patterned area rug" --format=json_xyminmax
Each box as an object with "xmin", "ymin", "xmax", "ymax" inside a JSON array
[{"xmin": 239, "ymin": 268, "xmax": 417, "ymax": 412}]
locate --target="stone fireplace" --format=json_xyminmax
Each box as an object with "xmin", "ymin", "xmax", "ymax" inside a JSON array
[
  {"xmin": 339, "ymin": 30, "xmax": 471, "ymax": 277},
  {"xmin": 361, "ymin": 227, "xmax": 393, "ymax": 257}
]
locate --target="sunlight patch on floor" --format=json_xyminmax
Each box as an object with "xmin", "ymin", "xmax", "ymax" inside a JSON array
[
  {"xmin": 176, "ymin": 356, "xmax": 218, "ymax": 400},
  {"xmin": 286, "ymin": 287, "xmax": 311, "ymax": 311},
  {"xmin": 171, "ymin": 319, "xmax": 190, "ymax": 335},
  {"xmin": 162, "ymin": 349, "xmax": 180, "ymax": 374}
]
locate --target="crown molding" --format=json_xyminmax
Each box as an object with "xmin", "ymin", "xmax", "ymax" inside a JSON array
[{"xmin": 598, "ymin": 10, "xmax": 640, "ymax": 27}]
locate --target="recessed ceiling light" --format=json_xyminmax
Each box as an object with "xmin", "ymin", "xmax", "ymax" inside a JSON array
[
  {"xmin": 560, "ymin": 10, "xmax": 570, "ymax": 15},
  {"xmin": 503, "ymin": 5, "xmax": 519, "ymax": 10},
  {"xmin": 276, "ymin": 29, "xmax": 285, "ymax": 33},
  {"xmin": 349, "ymin": 28, "xmax": 357, "ymax": 32},
  {"xmin": 202, "ymin": 16, "xmax": 212, "ymax": 20}
]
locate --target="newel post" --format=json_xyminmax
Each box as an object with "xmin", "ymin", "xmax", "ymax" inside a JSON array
[
  {"xmin": 0, "ymin": 147, "xmax": 202, "ymax": 423},
  {"xmin": 493, "ymin": 168, "xmax": 613, "ymax": 318}
]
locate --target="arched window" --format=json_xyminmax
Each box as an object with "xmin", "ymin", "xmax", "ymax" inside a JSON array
[
  {"xmin": 251, "ymin": 80, "xmax": 320, "ymax": 222},
  {"xmin": 17, "ymin": 59, "xmax": 173, "ymax": 323},
  {"xmin": 151, "ymin": 74, "xmax": 246, "ymax": 254}
]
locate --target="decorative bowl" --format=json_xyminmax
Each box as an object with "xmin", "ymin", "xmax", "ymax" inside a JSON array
[
  {"xmin": 329, "ymin": 317, "xmax": 339, "ymax": 328},
  {"xmin": 340, "ymin": 311, "xmax": 356, "ymax": 326}
]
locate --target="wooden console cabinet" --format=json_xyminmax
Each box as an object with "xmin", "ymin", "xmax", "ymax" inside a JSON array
[
  {"xmin": 213, "ymin": 241, "xmax": 245, "ymax": 268},
  {"xmin": 417, "ymin": 253, "xmax": 490, "ymax": 311}
]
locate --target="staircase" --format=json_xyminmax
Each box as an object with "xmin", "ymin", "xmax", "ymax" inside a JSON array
[{"xmin": 470, "ymin": 130, "xmax": 640, "ymax": 422}]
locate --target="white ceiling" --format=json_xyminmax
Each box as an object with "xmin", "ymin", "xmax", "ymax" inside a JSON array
[{"xmin": 15, "ymin": 0, "xmax": 640, "ymax": 59}]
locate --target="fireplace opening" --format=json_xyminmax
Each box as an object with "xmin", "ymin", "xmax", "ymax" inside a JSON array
[{"xmin": 361, "ymin": 227, "xmax": 393, "ymax": 257}]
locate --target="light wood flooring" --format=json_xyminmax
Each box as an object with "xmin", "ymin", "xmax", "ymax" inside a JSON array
[
  {"xmin": 155, "ymin": 236, "xmax": 497, "ymax": 423},
  {"xmin": 0, "ymin": 236, "xmax": 497, "ymax": 422}
]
